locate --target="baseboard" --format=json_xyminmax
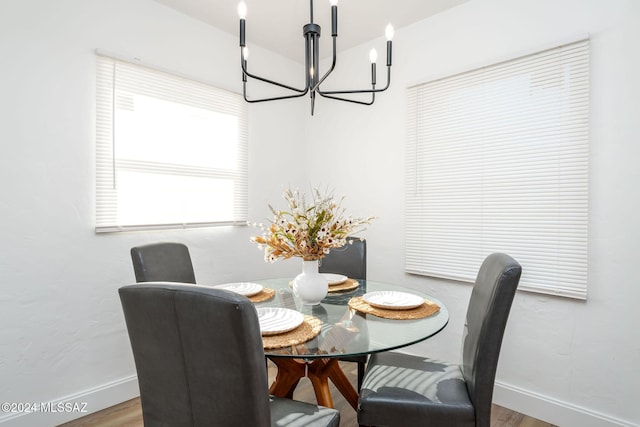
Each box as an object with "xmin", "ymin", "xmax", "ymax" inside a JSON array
[
  {"xmin": 494, "ymin": 381, "xmax": 638, "ymax": 427},
  {"xmin": 2, "ymin": 375, "xmax": 636, "ymax": 427},
  {"xmin": 0, "ymin": 376, "xmax": 139, "ymax": 427}
]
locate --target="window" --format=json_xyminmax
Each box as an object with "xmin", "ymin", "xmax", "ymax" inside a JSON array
[
  {"xmin": 95, "ymin": 54, "xmax": 248, "ymax": 232},
  {"xmin": 406, "ymin": 38, "xmax": 589, "ymax": 299}
]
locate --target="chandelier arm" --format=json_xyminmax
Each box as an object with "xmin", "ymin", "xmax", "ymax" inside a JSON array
[
  {"xmin": 311, "ymin": 37, "xmax": 338, "ymax": 93},
  {"xmin": 243, "ymin": 85, "xmax": 309, "ymax": 103},
  {"xmin": 241, "ymin": 55, "xmax": 309, "ymax": 94},
  {"xmin": 317, "ymin": 67, "xmax": 391, "ymax": 95},
  {"xmin": 317, "ymin": 91, "xmax": 376, "ymax": 106}
]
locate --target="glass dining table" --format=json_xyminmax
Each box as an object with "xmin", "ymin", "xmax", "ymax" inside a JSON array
[{"xmin": 253, "ymin": 278, "xmax": 449, "ymax": 410}]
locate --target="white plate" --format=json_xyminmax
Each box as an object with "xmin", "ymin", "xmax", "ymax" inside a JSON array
[
  {"xmin": 321, "ymin": 273, "xmax": 348, "ymax": 286},
  {"xmin": 213, "ymin": 282, "xmax": 263, "ymax": 297},
  {"xmin": 256, "ymin": 307, "xmax": 304, "ymax": 336},
  {"xmin": 362, "ymin": 291, "xmax": 425, "ymax": 310}
]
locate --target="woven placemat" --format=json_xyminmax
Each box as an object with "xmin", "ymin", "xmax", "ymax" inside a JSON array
[
  {"xmin": 328, "ymin": 278, "xmax": 359, "ymax": 293},
  {"xmin": 348, "ymin": 296, "xmax": 440, "ymax": 320},
  {"xmin": 262, "ymin": 315, "xmax": 322, "ymax": 350},
  {"xmin": 249, "ymin": 288, "xmax": 275, "ymax": 303}
]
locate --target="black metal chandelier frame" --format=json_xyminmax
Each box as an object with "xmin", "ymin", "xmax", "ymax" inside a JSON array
[{"xmin": 238, "ymin": 0, "xmax": 393, "ymax": 115}]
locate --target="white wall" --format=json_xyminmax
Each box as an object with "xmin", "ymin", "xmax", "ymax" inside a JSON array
[
  {"xmin": 0, "ymin": 0, "xmax": 308, "ymax": 425},
  {"xmin": 307, "ymin": 0, "xmax": 640, "ymax": 426}
]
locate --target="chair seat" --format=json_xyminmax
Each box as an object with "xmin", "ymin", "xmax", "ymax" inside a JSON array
[
  {"xmin": 270, "ymin": 396, "xmax": 340, "ymax": 427},
  {"xmin": 358, "ymin": 352, "xmax": 475, "ymax": 427}
]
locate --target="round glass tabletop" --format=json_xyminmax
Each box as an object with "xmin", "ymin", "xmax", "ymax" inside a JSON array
[{"xmin": 254, "ymin": 278, "xmax": 449, "ymax": 359}]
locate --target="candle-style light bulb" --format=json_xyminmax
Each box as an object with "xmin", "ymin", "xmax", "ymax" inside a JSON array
[
  {"xmin": 330, "ymin": 0, "xmax": 338, "ymax": 36},
  {"xmin": 242, "ymin": 47, "xmax": 249, "ymax": 60},
  {"xmin": 238, "ymin": 2, "xmax": 247, "ymax": 47},
  {"xmin": 237, "ymin": 1, "xmax": 247, "ymax": 19},
  {"xmin": 385, "ymin": 23, "xmax": 394, "ymax": 41},
  {"xmin": 369, "ymin": 48, "xmax": 378, "ymax": 63}
]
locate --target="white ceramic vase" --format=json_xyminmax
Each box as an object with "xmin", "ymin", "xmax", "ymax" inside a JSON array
[{"xmin": 293, "ymin": 260, "xmax": 328, "ymax": 305}]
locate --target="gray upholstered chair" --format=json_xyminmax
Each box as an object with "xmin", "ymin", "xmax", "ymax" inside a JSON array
[
  {"xmin": 319, "ymin": 237, "xmax": 368, "ymax": 391},
  {"xmin": 130, "ymin": 242, "xmax": 196, "ymax": 284},
  {"xmin": 357, "ymin": 253, "xmax": 522, "ymax": 427},
  {"xmin": 320, "ymin": 238, "xmax": 367, "ymax": 281},
  {"xmin": 119, "ymin": 282, "xmax": 340, "ymax": 427}
]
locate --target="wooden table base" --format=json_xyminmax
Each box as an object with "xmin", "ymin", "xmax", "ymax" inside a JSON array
[{"xmin": 268, "ymin": 358, "xmax": 359, "ymax": 410}]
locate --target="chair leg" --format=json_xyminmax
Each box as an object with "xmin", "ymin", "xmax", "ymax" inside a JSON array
[{"xmin": 357, "ymin": 360, "xmax": 365, "ymax": 391}]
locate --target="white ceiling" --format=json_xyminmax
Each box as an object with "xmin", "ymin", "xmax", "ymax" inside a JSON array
[{"xmin": 153, "ymin": 0, "xmax": 469, "ymax": 62}]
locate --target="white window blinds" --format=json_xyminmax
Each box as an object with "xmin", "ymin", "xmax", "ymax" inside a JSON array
[
  {"xmin": 95, "ymin": 54, "xmax": 248, "ymax": 232},
  {"xmin": 406, "ymin": 38, "xmax": 589, "ymax": 299}
]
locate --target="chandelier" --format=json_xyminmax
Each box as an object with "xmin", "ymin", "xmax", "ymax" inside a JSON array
[{"xmin": 238, "ymin": 0, "xmax": 394, "ymax": 115}]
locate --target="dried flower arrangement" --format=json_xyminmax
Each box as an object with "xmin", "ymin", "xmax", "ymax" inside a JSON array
[{"xmin": 252, "ymin": 187, "xmax": 374, "ymax": 262}]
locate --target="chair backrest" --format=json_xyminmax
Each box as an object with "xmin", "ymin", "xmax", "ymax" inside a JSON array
[
  {"xmin": 319, "ymin": 238, "xmax": 367, "ymax": 280},
  {"xmin": 119, "ymin": 282, "xmax": 271, "ymax": 427},
  {"xmin": 130, "ymin": 242, "xmax": 196, "ymax": 284},
  {"xmin": 461, "ymin": 253, "xmax": 522, "ymax": 427}
]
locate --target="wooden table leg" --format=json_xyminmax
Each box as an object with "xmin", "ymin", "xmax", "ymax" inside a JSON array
[
  {"xmin": 325, "ymin": 359, "xmax": 359, "ymax": 410},
  {"xmin": 268, "ymin": 358, "xmax": 306, "ymax": 399},
  {"xmin": 306, "ymin": 359, "xmax": 335, "ymax": 408},
  {"xmin": 268, "ymin": 357, "xmax": 359, "ymax": 411}
]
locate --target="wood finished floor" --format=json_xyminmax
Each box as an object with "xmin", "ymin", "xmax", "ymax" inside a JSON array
[{"xmin": 60, "ymin": 361, "xmax": 556, "ymax": 427}]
